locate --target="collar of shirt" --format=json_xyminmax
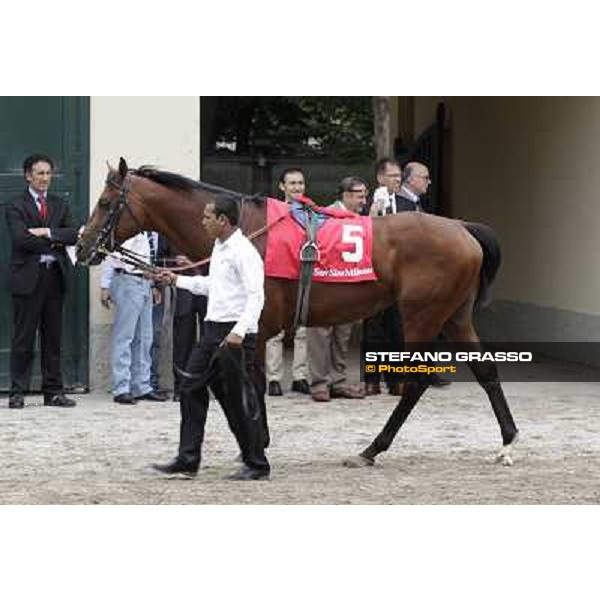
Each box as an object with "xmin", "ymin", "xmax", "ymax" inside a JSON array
[
  {"xmin": 29, "ymin": 187, "xmax": 45, "ymax": 205},
  {"xmin": 214, "ymin": 227, "xmax": 242, "ymax": 251},
  {"xmin": 400, "ymin": 185, "xmax": 420, "ymax": 203},
  {"xmin": 330, "ymin": 199, "xmax": 345, "ymax": 211}
]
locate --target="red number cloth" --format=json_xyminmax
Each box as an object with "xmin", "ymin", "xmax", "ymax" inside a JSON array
[{"xmin": 264, "ymin": 198, "xmax": 377, "ymax": 283}]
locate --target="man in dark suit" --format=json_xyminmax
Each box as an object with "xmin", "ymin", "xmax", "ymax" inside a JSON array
[
  {"xmin": 370, "ymin": 158, "xmax": 426, "ymax": 215},
  {"xmin": 5, "ymin": 154, "xmax": 80, "ymax": 408},
  {"xmin": 364, "ymin": 159, "xmax": 449, "ymax": 394},
  {"xmin": 150, "ymin": 235, "xmax": 208, "ymax": 402},
  {"xmin": 400, "ymin": 161, "xmax": 450, "ymax": 386},
  {"xmin": 398, "ymin": 161, "xmax": 433, "ymax": 213},
  {"xmin": 169, "ymin": 250, "xmax": 207, "ymax": 402},
  {"xmin": 147, "ymin": 231, "xmax": 170, "ymax": 400}
]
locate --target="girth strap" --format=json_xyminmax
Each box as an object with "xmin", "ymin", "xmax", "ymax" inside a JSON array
[{"xmin": 293, "ymin": 206, "xmax": 320, "ymax": 329}]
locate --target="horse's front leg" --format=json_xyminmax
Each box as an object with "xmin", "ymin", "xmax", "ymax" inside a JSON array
[
  {"xmin": 344, "ymin": 313, "xmax": 441, "ymax": 468},
  {"xmin": 344, "ymin": 379, "xmax": 431, "ymax": 467}
]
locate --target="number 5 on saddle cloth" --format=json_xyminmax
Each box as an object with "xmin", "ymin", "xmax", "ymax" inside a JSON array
[{"xmin": 265, "ymin": 197, "xmax": 376, "ymax": 329}]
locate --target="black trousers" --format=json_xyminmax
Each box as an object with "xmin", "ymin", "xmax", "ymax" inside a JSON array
[
  {"xmin": 362, "ymin": 305, "xmax": 403, "ymax": 388},
  {"xmin": 10, "ymin": 264, "xmax": 65, "ymax": 396},
  {"xmin": 178, "ymin": 321, "xmax": 269, "ymax": 472},
  {"xmin": 172, "ymin": 291, "xmax": 207, "ymax": 395}
]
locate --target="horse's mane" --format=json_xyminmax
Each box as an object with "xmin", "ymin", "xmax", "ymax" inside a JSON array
[{"xmin": 132, "ymin": 166, "xmax": 265, "ymax": 203}]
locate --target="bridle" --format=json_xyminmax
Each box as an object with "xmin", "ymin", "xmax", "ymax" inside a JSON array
[{"xmin": 83, "ymin": 172, "xmax": 160, "ymax": 273}]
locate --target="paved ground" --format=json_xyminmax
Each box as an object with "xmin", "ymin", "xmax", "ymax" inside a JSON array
[{"xmin": 2, "ymin": 362, "xmax": 599, "ymax": 504}]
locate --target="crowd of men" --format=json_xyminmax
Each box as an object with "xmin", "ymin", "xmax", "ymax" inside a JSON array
[{"xmin": 5, "ymin": 153, "xmax": 447, "ymax": 480}]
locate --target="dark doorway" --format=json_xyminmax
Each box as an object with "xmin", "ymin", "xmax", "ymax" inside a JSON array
[{"xmin": 200, "ymin": 97, "xmax": 375, "ymax": 203}]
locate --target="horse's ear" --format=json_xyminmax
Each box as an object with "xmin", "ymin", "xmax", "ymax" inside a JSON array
[
  {"xmin": 118, "ymin": 157, "xmax": 128, "ymax": 179},
  {"xmin": 106, "ymin": 160, "xmax": 114, "ymax": 172}
]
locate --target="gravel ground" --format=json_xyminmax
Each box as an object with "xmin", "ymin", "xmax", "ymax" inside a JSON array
[{"xmin": 2, "ymin": 367, "xmax": 599, "ymax": 504}]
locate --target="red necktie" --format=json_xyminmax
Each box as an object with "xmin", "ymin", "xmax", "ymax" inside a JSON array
[{"xmin": 38, "ymin": 193, "xmax": 47, "ymax": 221}]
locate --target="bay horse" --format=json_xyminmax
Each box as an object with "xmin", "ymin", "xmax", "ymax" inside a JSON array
[{"xmin": 76, "ymin": 158, "xmax": 519, "ymax": 467}]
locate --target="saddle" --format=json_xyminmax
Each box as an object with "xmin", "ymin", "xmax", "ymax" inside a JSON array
[
  {"xmin": 290, "ymin": 199, "xmax": 324, "ymax": 329},
  {"xmin": 264, "ymin": 196, "xmax": 376, "ymax": 326}
]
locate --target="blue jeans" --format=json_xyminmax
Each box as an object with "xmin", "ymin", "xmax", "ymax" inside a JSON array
[{"xmin": 110, "ymin": 274, "xmax": 153, "ymax": 397}]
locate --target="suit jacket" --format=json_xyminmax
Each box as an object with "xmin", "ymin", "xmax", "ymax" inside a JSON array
[
  {"xmin": 387, "ymin": 191, "xmax": 427, "ymax": 215},
  {"xmin": 5, "ymin": 190, "xmax": 79, "ymax": 295}
]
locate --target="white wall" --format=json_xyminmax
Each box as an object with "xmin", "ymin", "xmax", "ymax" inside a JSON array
[
  {"xmin": 88, "ymin": 96, "xmax": 200, "ymax": 389},
  {"xmin": 412, "ymin": 96, "xmax": 600, "ymax": 317}
]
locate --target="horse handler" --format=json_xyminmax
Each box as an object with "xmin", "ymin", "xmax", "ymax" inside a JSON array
[{"xmin": 151, "ymin": 194, "xmax": 270, "ymax": 481}]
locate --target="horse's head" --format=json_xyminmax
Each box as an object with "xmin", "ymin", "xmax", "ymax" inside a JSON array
[{"xmin": 76, "ymin": 157, "xmax": 145, "ymax": 265}]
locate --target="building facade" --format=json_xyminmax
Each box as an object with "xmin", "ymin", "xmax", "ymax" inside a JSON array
[{"xmin": 2, "ymin": 95, "xmax": 599, "ymax": 392}]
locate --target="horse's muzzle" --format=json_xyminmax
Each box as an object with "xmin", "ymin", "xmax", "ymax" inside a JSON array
[{"xmin": 75, "ymin": 239, "xmax": 104, "ymax": 266}]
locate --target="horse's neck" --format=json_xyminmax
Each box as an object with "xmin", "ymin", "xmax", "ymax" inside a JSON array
[{"xmin": 148, "ymin": 189, "xmax": 212, "ymax": 260}]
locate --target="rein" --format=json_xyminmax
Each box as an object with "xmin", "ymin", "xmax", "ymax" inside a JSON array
[{"xmin": 161, "ymin": 217, "xmax": 284, "ymax": 273}]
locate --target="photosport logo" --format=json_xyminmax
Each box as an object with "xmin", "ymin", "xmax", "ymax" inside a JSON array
[{"xmin": 359, "ymin": 342, "xmax": 600, "ymax": 382}]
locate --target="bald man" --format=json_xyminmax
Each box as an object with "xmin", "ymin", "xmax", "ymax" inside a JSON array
[
  {"xmin": 398, "ymin": 161, "xmax": 450, "ymax": 388},
  {"xmin": 398, "ymin": 161, "xmax": 431, "ymax": 212}
]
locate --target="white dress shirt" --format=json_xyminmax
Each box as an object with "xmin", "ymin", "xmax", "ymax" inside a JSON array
[
  {"xmin": 371, "ymin": 186, "xmax": 391, "ymax": 216},
  {"xmin": 100, "ymin": 232, "xmax": 151, "ymax": 289},
  {"xmin": 175, "ymin": 228, "xmax": 264, "ymax": 339},
  {"xmin": 29, "ymin": 186, "xmax": 56, "ymax": 263}
]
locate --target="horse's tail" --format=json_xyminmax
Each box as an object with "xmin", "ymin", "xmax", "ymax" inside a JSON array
[{"xmin": 463, "ymin": 222, "xmax": 501, "ymax": 308}]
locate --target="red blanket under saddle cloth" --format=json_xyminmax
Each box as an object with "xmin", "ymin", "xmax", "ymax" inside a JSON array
[{"xmin": 264, "ymin": 197, "xmax": 377, "ymax": 283}]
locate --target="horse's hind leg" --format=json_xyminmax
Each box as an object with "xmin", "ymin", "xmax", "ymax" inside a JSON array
[{"xmin": 443, "ymin": 319, "xmax": 519, "ymax": 465}]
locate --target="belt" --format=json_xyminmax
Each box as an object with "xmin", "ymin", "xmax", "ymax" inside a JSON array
[{"xmin": 114, "ymin": 268, "xmax": 145, "ymax": 278}]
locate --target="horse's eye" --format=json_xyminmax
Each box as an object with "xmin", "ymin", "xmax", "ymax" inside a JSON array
[{"xmin": 99, "ymin": 197, "xmax": 111, "ymax": 208}]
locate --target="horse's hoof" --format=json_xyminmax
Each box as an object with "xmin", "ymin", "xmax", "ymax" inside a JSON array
[
  {"xmin": 342, "ymin": 455, "xmax": 375, "ymax": 468},
  {"xmin": 495, "ymin": 431, "xmax": 519, "ymax": 466},
  {"xmin": 495, "ymin": 454, "xmax": 514, "ymax": 467}
]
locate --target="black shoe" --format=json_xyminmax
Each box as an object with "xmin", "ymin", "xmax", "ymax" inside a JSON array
[
  {"xmin": 365, "ymin": 382, "xmax": 381, "ymax": 396},
  {"xmin": 428, "ymin": 374, "xmax": 451, "ymax": 387},
  {"xmin": 225, "ymin": 465, "xmax": 270, "ymax": 481},
  {"xmin": 387, "ymin": 382, "xmax": 403, "ymax": 396},
  {"xmin": 9, "ymin": 393, "xmax": 24, "ymax": 409},
  {"xmin": 114, "ymin": 393, "xmax": 137, "ymax": 404},
  {"xmin": 291, "ymin": 379, "xmax": 310, "ymax": 394},
  {"xmin": 136, "ymin": 390, "xmax": 167, "ymax": 402},
  {"xmin": 268, "ymin": 381, "xmax": 283, "ymax": 396},
  {"xmin": 152, "ymin": 457, "xmax": 199, "ymax": 477},
  {"xmin": 172, "ymin": 392, "xmax": 181, "ymax": 402},
  {"xmin": 44, "ymin": 393, "xmax": 76, "ymax": 407}
]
